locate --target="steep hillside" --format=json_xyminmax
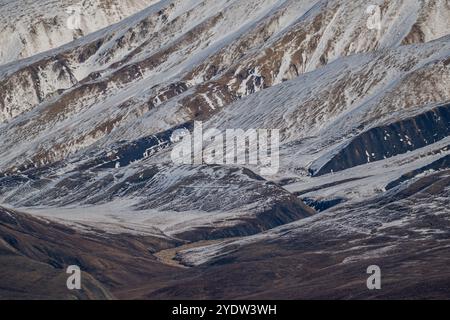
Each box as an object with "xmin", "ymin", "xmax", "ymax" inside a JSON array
[
  {"xmin": 0, "ymin": 206, "xmax": 180, "ymax": 299},
  {"xmin": 0, "ymin": 0, "xmax": 161, "ymax": 66},
  {"xmin": 0, "ymin": 0, "xmax": 449, "ymax": 300}
]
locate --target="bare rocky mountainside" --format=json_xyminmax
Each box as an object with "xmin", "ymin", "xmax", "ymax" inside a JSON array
[{"xmin": 0, "ymin": 0, "xmax": 449, "ymax": 299}]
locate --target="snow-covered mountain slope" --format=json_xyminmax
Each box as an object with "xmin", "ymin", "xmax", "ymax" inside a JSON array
[
  {"xmin": 0, "ymin": 0, "xmax": 450, "ymax": 298},
  {"xmin": 0, "ymin": 0, "xmax": 450, "ymax": 238},
  {"xmin": 0, "ymin": 0, "xmax": 161, "ymax": 66},
  {"xmin": 0, "ymin": 0, "xmax": 447, "ymax": 177},
  {"xmin": 0, "ymin": 163, "xmax": 314, "ymax": 240},
  {"xmin": 2, "ymin": 0, "xmax": 449, "ymax": 132}
]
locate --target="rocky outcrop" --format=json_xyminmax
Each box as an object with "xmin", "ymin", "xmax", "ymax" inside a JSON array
[{"xmin": 311, "ymin": 103, "xmax": 450, "ymax": 176}]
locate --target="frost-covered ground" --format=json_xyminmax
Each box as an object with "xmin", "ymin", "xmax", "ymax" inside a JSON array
[{"xmin": 0, "ymin": 0, "xmax": 449, "ymax": 237}]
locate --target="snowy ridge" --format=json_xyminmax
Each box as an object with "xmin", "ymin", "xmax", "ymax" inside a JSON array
[{"xmin": 0, "ymin": 0, "xmax": 449, "ymax": 241}]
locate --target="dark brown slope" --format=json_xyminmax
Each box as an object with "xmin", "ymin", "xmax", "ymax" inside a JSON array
[
  {"xmin": 0, "ymin": 206, "xmax": 181, "ymax": 300},
  {"xmin": 2, "ymin": 167, "xmax": 449, "ymax": 300},
  {"xmin": 142, "ymin": 170, "xmax": 450, "ymax": 300}
]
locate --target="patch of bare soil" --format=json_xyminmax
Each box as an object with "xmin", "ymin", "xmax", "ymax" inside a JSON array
[{"xmin": 154, "ymin": 238, "xmax": 240, "ymax": 268}]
